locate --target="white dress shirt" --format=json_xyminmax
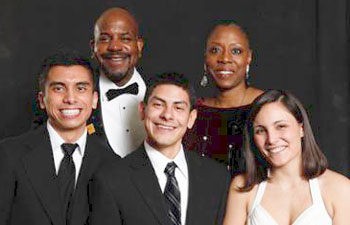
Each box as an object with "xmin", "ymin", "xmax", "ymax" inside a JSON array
[
  {"xmin": 99, "ymin": 69, "xmax": 146, "ymax": 157},
  {"xmin": 144, "ymin": 141, "xmax": 189, "ymax": 225},
  {"xmin": 47, "ymin": 122, "xmax": 86, "ymax": 183}
]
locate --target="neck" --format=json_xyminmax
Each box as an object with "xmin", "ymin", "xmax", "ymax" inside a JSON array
[
  {"xmin": 268, "ymin": 158, "xmax": 304, "ymax": 186},
  {"xmin": 146, "ymin": 139, "xmax": 181, "ymax": 159},
  {"xmin": 213, "ymin": 83, "xmax": 248, "ymax": 108},
  {"xmin": 49, "ymin": 120, "xmax": 85, "ymax": 143}
]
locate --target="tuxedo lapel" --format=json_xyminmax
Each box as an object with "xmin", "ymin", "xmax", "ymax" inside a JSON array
[
  {"xmin": 129, "ymin": 147, "xmax": 170, "ymax": 225},
  {"xmin": 89, "ymin": 81, "xmax": 114, "ymax": 152},
  {"xmin": 21, "ymin": 127, "xmax": 65, "ymax": 225}
]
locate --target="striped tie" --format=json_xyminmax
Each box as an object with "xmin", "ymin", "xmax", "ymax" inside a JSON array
[{"xmin": 164, "ymin": 162, "xmax": 181, "ymax": 225}]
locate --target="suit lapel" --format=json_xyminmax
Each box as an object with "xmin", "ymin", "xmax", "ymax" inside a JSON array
[
  {"xmin": 129, "ymin": 147, "xmax": 170, "ymax": 225},
  {"xmin": 184, "ymin": 151, "xmax": 202, "ymax": 225},
  {"xmin": 21, "ymin": 127, "xmax": 65, "ymax": 225},
  {"xmin": 68, "ymin": 134, "xmax": 102, "ymax": 225}
]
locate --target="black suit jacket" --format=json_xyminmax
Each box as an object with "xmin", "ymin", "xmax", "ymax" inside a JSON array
[
  {"xmin": 89, "ymin": 145, "xmax": 230, "ymax": 225},
  {"xmin": 0, "ymin": 126, "xmax": 119, "ymax": 225}
]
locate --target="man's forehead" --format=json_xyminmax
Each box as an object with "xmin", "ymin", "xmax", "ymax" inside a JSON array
[
  {"xmin": 46, "ymin": 65, "xmax": 93, "ymax": 83},
  {"xmin": 97, "ymin": 20, "xmax": 137, "ymax": 34},
  {"xmin": 149, "ymin": 85, "xmax": 190, "ymax": 104}
]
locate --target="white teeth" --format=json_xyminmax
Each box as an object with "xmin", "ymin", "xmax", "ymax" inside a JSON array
[
  {"xmin": 157, "ymin": 124, "xmax": 174, "ymax": 130},
  {"xmin": 218, "ymin": 71, "xmax": 233, "ymax": 74},
  {"xmin": 61, "ymin": 109, "xmax": 80, "ymax": 116},
  {"xmin": 111, "ymin": 58, "xmax": 123, "ymax": 61},
  {"xmin": 268, "ymin": 146, "xmax": 286, "ymax": 154}
]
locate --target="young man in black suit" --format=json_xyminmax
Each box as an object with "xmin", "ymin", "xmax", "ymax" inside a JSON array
[
  {"xmin": 0, "ymin": 49, "xmax": 119, "ymax": 225},
  {"xmin": 89, "ymin": 73, "xmax": 230, "ymax": 225}
]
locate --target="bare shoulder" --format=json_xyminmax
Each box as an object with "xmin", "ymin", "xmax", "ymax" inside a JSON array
[
  {"xmin": 229, "ymin": 175, "xmax": 258, "ymax": 205},
  {"xmin": 318, "ymin": 169, "xmax": 350, "ymax": 217},
  {"xmin": 246, "ymin": 87, "xmax": 264, "ymax": 104},
  {"xmin": 319, "ymin": 169, "xmax": 350, "ymax": 193},
  {"xmin": 200, "ymin": 97, "xmax": 214, "ymax": 107},
  {"xmin": 224, "ymin": 175, "xmax": 259, "ymax": 224}
]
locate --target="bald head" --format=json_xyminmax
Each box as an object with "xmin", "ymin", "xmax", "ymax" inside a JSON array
[
  {"xmin": 94, "ymin": 8, "xmax": 139, "ymax": 39},
  {"xmin": 92, "ymin": 7, "xmax": 143, "ymax": 86}
]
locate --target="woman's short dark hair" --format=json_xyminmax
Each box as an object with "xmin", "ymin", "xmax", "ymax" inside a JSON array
[
  {"xmin": 206, "ymin": 20, "xmax": 251, "ymax": 49},
  {"xmin": 241, "ymin": 89, "xmax": 328, "ymax": 191}
]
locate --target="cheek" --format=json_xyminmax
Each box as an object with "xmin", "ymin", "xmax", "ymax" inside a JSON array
[
  {"xmin": 95, "ymin": 44, "xmax": 107, "ymax": 55},
  {"xmin": 205, "ymin": 56, "xmax": 215, "ymax": 67},
  {"xmin": 253, "ymin": 135, "xmax": 265, "ymax": 148}
]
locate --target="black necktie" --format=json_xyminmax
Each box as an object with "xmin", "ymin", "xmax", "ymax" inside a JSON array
[
  {"xmin": 58, "ymin": 143, "xmax": 78, "ymax": 219},
  {"xmin": 106, "ymin": 82, "xmax": 139, "ymax": 101},
  {"xmin": 164, "ymin": 162, "xmax": 181, "ymax": 225}
]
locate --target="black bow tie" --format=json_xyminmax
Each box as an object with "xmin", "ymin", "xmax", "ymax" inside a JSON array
[{"xmin": 106, "ymin": 83, "xmax": 139, "ymax": 101}]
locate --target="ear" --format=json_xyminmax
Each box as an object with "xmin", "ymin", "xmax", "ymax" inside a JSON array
[
  {"xmin": 138, "ymin": 102, "xmax": 146, "ymax": 120},
  {"xmin": 247, "ymin": 49, "xmax": 253, "ymax": 65},
  {"xmin": 38, "ymin": 91, "xmax": 46, "ymax": 110},
  {"xmin": 137, "ymin": 37, "xmax": 144, "ymax": 58},
  {"xmin": 300, "ymin": 123, "xmax": 304, "ymax": 138},
  {"xmin": 92, "ymin": 91, "xmax": 98, "ymax": 109},
  {"xmin": 187, "ymin": 109, "xmax": 197, "ymax": 129},
  {"xmin": 90, "ymin": 38, "xmax": 96, "ymax": 58}
]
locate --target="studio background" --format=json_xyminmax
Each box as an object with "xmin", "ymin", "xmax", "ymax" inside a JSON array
[{"xmin": 0, "ymin": 0, "xmax": 349, "ymax": 175}]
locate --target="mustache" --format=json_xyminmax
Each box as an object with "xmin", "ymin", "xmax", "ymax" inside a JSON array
[{"xmin": 102, "ymin": 51, "xmax": 130, "ymax": 59}]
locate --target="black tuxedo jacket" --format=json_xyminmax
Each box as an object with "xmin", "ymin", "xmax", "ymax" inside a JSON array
[
  {"xmin": 89, "ymin": 145, "xmax": 230, "ymax": 225},
  {"xmin": 0, "ymin": 126, "xmax": 119, "ymax": 225}
]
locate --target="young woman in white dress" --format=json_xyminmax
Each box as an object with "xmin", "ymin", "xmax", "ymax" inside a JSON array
[{"xmin": 223, "ymin": 90, "xmax": 350, "ymax": 225}]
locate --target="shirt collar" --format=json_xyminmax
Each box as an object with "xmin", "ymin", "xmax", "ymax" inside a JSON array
[
  {"xmin": 144, "ymin": 141, "xmax": 188, "ymax": 179},
  {"xmin": 46, "ymin": 121, "xmax": 87, "ymax": 156},
  {"xmin": 99, "ymin": 68, "xmax": 142, "ymax": 94}
]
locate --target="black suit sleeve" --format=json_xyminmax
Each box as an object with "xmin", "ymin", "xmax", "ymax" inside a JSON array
[
  {"xmin": 216, "ymin": 172, "xmax": 231, "ymax": 225},
  {"xmin": 88, "ymin": 172, "xmax": 122, "ymax": 225},
  {"xmin": 0, "ymin": 144, "xmax": 15, "ymax": 225}
]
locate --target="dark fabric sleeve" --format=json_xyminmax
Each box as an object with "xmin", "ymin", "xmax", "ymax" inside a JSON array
[
  {"xmin": 88, "ymin": 172, "xmax": 122, "ymax": 225},
  {"xmin": 216, "ymin": 172, "xmax": 231, "ymax": 225},
  {"xmin": 0, "ymin": 143, "xmax": 15, "ymax": 225}
]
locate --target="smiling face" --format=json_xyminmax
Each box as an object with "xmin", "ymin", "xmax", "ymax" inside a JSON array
[
  {"xmin": 38, "ymin": 65, "xmax": 98, "ymax": 136},
  {"xmin": 139, "ymin": 84, "xmax": 197, "ymax": 155},
  {"xmin": 253, "ymin": 102, "xmax": 304, "ymax": 168},
  {"xmin": 93, "ymin": 8, "xmax": 143, "ymax": 86},
  {"xmin": 205, "ymin": 24, "xmax": 252, "ymax": 90}
]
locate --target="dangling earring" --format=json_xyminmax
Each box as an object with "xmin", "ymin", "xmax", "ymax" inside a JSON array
[
  {"xmin": 200, "ymin": 74, "xmax": 208, "ymax": 87},
  {"xmin": 245, "ymin": 64, "xmax": 251, "ymax": 86},
  {"xmin": 200, "ymin": 65, "xmax": 209, "ymax": 87}
]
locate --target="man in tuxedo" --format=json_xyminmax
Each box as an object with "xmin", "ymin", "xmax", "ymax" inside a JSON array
[
  {"xmin": 90, "ymin": 7, "xmax": 146, "ymax": 157},
  {"xmin": 0, "ymin": 49, "xmax": 119, "ymax": 225},
  {"xmin": 89, "ymin": 73, "xmax": 230, "ymax": 225}
]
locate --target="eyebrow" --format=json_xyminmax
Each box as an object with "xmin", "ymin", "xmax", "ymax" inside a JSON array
[
  {"xmin": 151, "ymin": 96, "xmax": 189, "ymax": 106},
  {"xmin": 76, "ymin": 81, "xmax": 92, "ymax": 86},
  {"xmin": 253, "ymin": 120, "xmax": 289, "ymax": 127},
  {"xmin": 48, "ymin": 81, "xmax": 92, "ymax": 87}
]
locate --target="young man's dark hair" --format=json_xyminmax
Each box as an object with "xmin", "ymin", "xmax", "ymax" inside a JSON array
[
  {"xmin": 143, "ymin": 72, "xmax": 196, "ymax": 110},
  {"xmin": 38, "ymin": 48, "xmax": 95, "ymax": 92}
]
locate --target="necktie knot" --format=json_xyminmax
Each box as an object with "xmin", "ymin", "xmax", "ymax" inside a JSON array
[
  {"xmin": 61, "ymin": 143, "xmax": 78, "ymax": 157},
  {"xmin": 164, "ymin": 162, "xmax": 177, "ymax": 177},
  {"xmin": 106, "ymin": 82, "xmax": 139, "ymax": 101}
]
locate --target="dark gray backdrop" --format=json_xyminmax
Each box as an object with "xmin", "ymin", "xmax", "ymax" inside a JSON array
[{"xmin": 0, "ymin": 0, "xmax": 349, "ymax": 175}]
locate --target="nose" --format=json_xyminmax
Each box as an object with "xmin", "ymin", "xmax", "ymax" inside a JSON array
[
  {"xmin": 107, "ymin": 38, "xmax": 122, "ymax": 52},
  {"xmin": 63, "ymin": 89, "xmax": 77, "ymax": 104},
  {"xmin": 266, "ymin": 130, "xmax": 278, "ymax": 145},
  {"xmin": 160, "ymin": 106, "xmax": 174, "ymax": 121},
  {"xmin": 218, "ymin": 49, "xmax": 232, "ymax": 64}
]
